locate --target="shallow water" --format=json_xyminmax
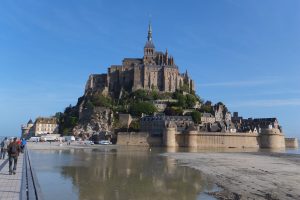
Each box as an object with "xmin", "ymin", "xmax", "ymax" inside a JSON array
[{"xmin": 30, "ymin": 147, "xmax": 218, "ymax": 200}]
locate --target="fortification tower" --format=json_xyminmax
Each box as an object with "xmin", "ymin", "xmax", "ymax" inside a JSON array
[
  {"xmin": 163, "ymin": 122, "xmax": 177, "ymax": 147},
  {"xmin": 259, "ymin": 127, "xmax": 285, "ymax": 148},
  {"xmin": 187, "ymin": 125, "xmax": 198, "ymax": 148}
]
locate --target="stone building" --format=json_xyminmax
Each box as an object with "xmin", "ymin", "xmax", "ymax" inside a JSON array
[
  {"xmin": 200, "ymin": 113, "xmax": 215, "ymax": 124},
  {"xmin": 21, "ymin": 119, "xmax": 34, "ymax": 138},
  {"xmin": 151, "ymin": 99, "xmax": 178, "ymax": 112},
  {"xmin": 140, "ymin": 114, "xmax": 194, "ymax": 136},
  {"xmin": 21, "ymin": 117, "xmax": 59, "ymax": 138},
  {"xmin": 85, "ymin": 23, "xmax": 195, "ymax": 98},
  {"xmin": 231, "ymin": 112, "xmax": 281, "ymax": 134},
  {"xmin": 31, "ymin": 117, "xmax": 58, "ymax": 136}
]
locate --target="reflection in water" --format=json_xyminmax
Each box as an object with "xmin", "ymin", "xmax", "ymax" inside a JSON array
[{"xmin": 31, "ymin": 147, "xmax": 216, "ymax": 200}]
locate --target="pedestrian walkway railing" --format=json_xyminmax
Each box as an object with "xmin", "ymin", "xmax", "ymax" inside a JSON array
[{"xmin": 20, "ymin": 147, "xmax": 43, "ymax": 200}]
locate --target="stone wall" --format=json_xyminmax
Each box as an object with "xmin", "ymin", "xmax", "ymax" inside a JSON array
[
  {"xmin": 175, "ymin": 132, "xmax": 259, "ymax": 148},
  {"xmin": 116, "ymin": 129, "xmax": 289, "ymax": 149},
  {"xmin": 117, "ymin": 131, "xmax": 260, "ymax": 148},
  {"xmin": 285, "ymin": 138, "xmax": 299, "ymax": 148},
  {"xmin": 116, "ymin": 132, "xmax": 162, "ymax": 146},
  {"xmin": 85, "ymin": 74, "xmax": 108, "ymax": 94}
]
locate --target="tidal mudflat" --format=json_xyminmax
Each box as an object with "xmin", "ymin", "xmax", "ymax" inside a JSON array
[{"xmin": 164, "ymin": 151, "xmax": 300, "ymax": 200}]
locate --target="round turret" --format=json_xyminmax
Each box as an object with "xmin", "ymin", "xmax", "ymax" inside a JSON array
[
  {"xmin": 186, "ymin": 124, "xmax": 198, "ymax": 148},
  {"xmin": 259, "ymin": 128, "xmax": 285, "ymax": 148},
  {"xmin": 163, "ymin": 122, "xmax": 177, "ymax": 147}
]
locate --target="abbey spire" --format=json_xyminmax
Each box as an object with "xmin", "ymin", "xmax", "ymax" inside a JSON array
[
  {"xmin": 147, "ymin": 22, "xmax": 152, "ymax": 42},
  {"xmin": 144, "ymin": 22, "xmax": 155, "ymax": 63}
]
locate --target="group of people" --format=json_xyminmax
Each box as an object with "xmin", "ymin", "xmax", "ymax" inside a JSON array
[{"xmin": 0, "ymin": 137, "xmax": 26, "ymax": 175}]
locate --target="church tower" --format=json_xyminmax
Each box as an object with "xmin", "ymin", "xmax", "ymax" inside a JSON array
[{"xmin": 143, "ymin": 22, "xmax": 155, "ymax": 64}]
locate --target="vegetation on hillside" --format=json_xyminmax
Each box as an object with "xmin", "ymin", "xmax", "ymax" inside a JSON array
[
  {"xmin": 57, "ymin": 86, "xmax": 229, "ymax": 133},
  {"xmin": 56, "ymin": 104, "xmax": 79, "ymax": 136}
]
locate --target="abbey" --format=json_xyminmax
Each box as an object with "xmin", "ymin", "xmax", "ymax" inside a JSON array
[{"xmin": 85, "ymin": 23, "xmax": 195, "ymax": 97}]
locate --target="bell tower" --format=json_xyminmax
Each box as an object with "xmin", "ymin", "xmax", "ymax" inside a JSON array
[{"xmin": 144, "ymin": 22, "xmax": 155, "ymax": 64}]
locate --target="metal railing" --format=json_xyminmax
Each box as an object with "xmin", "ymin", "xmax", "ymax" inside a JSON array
[{"xmin": 20, "ymin": 147, "xmax": 43, "ymax": 200}]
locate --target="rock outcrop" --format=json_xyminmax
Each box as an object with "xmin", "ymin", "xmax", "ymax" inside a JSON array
[{"xmin": 72, "ymin": 96, "xmax": 114, "ymax": 139}]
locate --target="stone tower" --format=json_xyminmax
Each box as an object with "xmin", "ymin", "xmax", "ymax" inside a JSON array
[
  {"xmin": 163, "ymin": 121, "xmax": 177, "ymax": 147},
  {"xmin": 143, "ymin": 22, "xmax": 156, "ymax": 65}
]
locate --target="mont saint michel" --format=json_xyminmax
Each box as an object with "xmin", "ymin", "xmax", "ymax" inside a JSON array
[
  {"xmin": 85, "ymin": 23, "xmax": 194, "ymax": 97},
  {"xmin": 1, "ymin": 1, "xmax": 300, "ymax": 200},
  {"xmin": 21, "ymin": 24, "xmax": 297, "ymax": 150}
]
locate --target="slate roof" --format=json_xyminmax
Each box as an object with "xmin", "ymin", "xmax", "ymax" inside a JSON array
[{"xmin": 144, "ymin": 41, "xmax": 155, "ymax": 48}]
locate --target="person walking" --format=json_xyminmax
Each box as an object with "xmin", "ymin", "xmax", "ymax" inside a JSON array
[
  {"xmin": 0, "ymin": 137, "xmax": 10, "ymax": 159},
  {"xmin": 21, "ymin": 138, "xmax": 27, "ymax": 153},
  {"xmin": 7, "ymin": 137, "xmax": 21, "ymax": 175}
]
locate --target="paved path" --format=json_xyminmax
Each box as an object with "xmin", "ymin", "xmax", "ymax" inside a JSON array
[{"xmin": 0, "ymin": 154, "xmax": 23, "ymax": 200}]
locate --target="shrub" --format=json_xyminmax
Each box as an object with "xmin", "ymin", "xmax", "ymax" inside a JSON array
[
  {"xmin": 91, "ymin": 94, "xmax": 112, "ymax": 108},
  {"xmin": 164, "ymin": 107, "xmax": 183, "ymax": 116},
  {"xmin": 191, "ymin": 111, "xmax": 201, "ymax": 124},
  {"xmin": 129, "ymin": 102, "xmax": 157, "ymax": 117}
]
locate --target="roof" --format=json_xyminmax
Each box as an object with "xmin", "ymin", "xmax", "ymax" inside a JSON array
[
  {"xmin": 123, "ymin": 58, "xmax": 143, "ymax": 62},
  {"xmin": 202, "ymin": 113, "xmax": 214, "ymax": 118},
  {"xmin": 253, "ymin": 118, "xmax": 277, "ymax": 123},
  {"xmin": 27, "ymin": 119, "xmax": 33, "ymax": 124},
  {"xmin": 144, "ymin": 41, "xmax": 155, "ymax": 48},
  {"xmin": 35, "ymin": 117, "xmax": 57, "ymax": 124},
  {"xmin": 141, "ymin": 115, "xmax": 193, "ymax": 122}
]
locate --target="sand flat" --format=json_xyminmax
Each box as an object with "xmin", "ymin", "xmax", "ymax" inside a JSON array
[{"xmin": 164, "ymin": 152, "xmax": 300, "ymax": 200}]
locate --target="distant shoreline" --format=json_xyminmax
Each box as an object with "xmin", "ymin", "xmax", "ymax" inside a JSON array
[{"xmin": 164, "ymin": 152, "xmax": 300, "ymax": 200}]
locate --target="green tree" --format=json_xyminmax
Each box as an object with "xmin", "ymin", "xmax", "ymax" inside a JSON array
[
  {"xmin": 164, "ymin": 107, "xmax": 183, "ymax": 116},
  {"xmin": 129, "ymin": 102, "xmax": 157, "ymax": 117},
  {"xmin": 180, "ymin": 83, "xmax": 190, "ymax": 93},
  {"xmin": 91, "ymin": 94, "xmax": 112, "ymax": 108},
  {"xmin": 186, "ymin": 94, "xmax": 197, "ymax": 108},
  {"xmin": 151, "ymin": 90, "xmax": 159, "ymax": 100},
  {"xmin": 191, "ymin": 111, "xmax": 201, "ymax": 124},
  {"xmin": 131, "ymin": 89, "xmax": 150, "ymax": 101}
]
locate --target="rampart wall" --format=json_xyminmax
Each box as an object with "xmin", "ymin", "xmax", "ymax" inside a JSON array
[
  {"xmin": 116, "ymin": 132, "xmax": 162, "ymax": 146},
  {"xmin": 175, "ymin": 132, "xmax": 259, "ymax": 148},
  {"xmin": 116, "ymin": 129, "xmax": 292, "ymax": 149},
  {"xmin": 285, "ymin": 138, "xmax": 299, "ymax": 148}
]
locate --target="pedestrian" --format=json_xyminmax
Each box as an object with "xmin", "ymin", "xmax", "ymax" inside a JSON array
[
  {"xmin": 0, "ymin": 137, "xmax": 10, "ymax": 159},
  {"xmin": 21, "ymin": 138, "xmax": 27, "ymax": 153},
  {"xmin": 7, "ymin": 137, "xmax": 21, "ymax": 175},
  {"xmin": 17, "ymin": 138, "xmax": 21, "ymax": 146}
]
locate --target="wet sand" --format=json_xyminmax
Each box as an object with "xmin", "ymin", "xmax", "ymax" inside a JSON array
[{"xmin": 164, "ymin": 152, "xmax": 300, "ymax": 200}]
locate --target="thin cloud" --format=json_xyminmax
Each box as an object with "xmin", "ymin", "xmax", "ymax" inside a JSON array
[
  {"xmin": 229, "ymin": 98, "xmax": 300, "ymax": 108},
  {"xmin": 198, "ymin": 77, "xmax": 280, "ymax": 87}
]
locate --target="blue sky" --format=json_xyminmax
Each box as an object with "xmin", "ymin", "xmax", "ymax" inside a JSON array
[{"xmin": 0, "ymin": 0, "xmax": 299, "ymax": 138}]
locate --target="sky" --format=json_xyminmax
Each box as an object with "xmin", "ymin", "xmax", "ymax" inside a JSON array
[{"xmin": 0, "ymin": 0, "xmax": 299, "ymax": 138}]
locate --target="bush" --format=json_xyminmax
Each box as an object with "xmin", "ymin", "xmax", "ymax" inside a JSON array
[
  {"xmin": 131, "ymin": 89, "xmax": 148, "ymax": 101},
  {"xmin": 186, "ymin": 94, "xmax": 197, "ymax": 108},
  {"xmin": 129, "ymin": 120, "xmax": 140, "ymax": 131},
  {"xmin": 191, "ymin": 111, "xmax": 201, "ymax": 124},
  {"xmin": 164, "ymin": 107, "xmax": 183, "ymax": 116},
  {"xmin": 91, "ymin": 94, "xmax": 112, "ymax": 108},
  {"xmin": 129, "ymin": 102, "xmax": 157, "ymax": 117}
]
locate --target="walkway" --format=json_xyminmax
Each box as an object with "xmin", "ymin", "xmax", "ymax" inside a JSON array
[{"xmin": 0, "ymin": 154, "xmax": 23, "ymax": 200}]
